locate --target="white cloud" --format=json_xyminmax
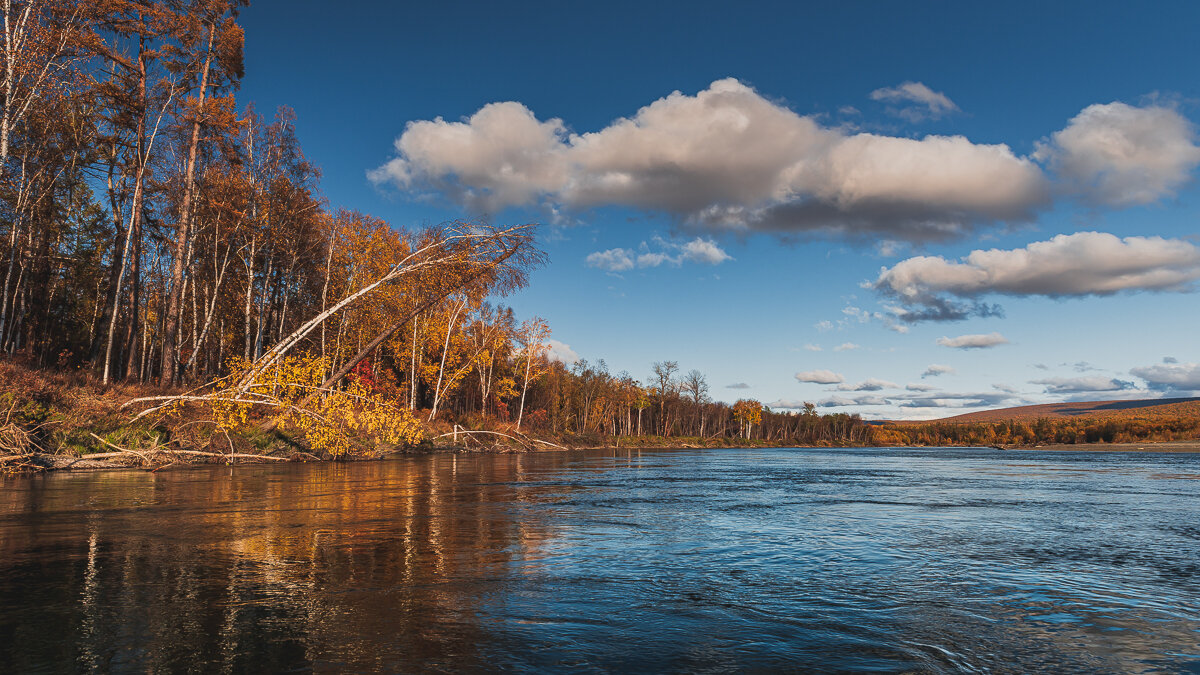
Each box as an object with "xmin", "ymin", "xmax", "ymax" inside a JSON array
[
  {"xmin": 587, "ymin": 236, "xmax": 732, "ymax": 272},
  {"xmin": 586, "ymin": 248, "xmax": 635, "ymax": 272},
  {"xmin": 680, "ymin": 237, "xmax": 733, "ymax": 264},
  {"xmin": 1031, "ymin": 376, "xmax": 1135, "ymax": 394},
  {"xmin": 802, "ymin": 343, "xmax": 822, "ymax": 352},
  {"xmin": 877, "ymin": 239, "xmax": 909, "ymax": 257},
  {"xmin": 906, "ymin": 382, "xmax": 938, "ymax": 392},
  {"xmin": 894, "ymin": 389, "xmax": 1020, "ymax": 409},
  {"xmin": 770, "ymin": 399, "xmax": 817, "ymax": 410},
  {"xmin": 922, "ymin": 364, "xmax": 955, "ymax": 378},
  {"xmin": 870, "ymin": 81, "xmax": 960, "ymax": 122},
  {"xmin": 1036, "ymin": 102, "xmax": 1200, "ymax": 206},
  {"xmin": 795, "ymin": 369, "xmax": 844, "ymax": 384},
  {"xmin": 836, "ymin": 378, "xmax": 899, "ymax": 392},
  {"xmin": 545, "ymin": 339, "xmax": 579, "ymax": 364},
  {"xmin": 875, "ymin": 232, "xmax": 1200, "ymax": 322},
  {"xmin": 936, "ymin": 332, "xmax": 1009, "ymax": 349},
  {"xmin": 1131, "ymin": 362, "xmax": 1200, "ymax": 393},
  {"xmin": 368, "ymin": 101, "xmax": 569, "ymax": 212},
  {"xmin": 842, "ymin": 306, "xmax": 870, "ymax": 323},
  {"xmin": 833, "ymin": 342, "xmax": 861, "ymax": 352},
  {"xmin": 815, "ymin": 320, "xmax": 834, "ymax": 332},
  {"xmin": 373, "ymin": 78, "xmax": 1050, "ymax": 242}
]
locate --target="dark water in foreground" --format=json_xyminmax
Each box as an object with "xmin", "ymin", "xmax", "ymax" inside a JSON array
[{"xmin": 2, "ymin": 447, "xmax": 1199, "ymax": 673}]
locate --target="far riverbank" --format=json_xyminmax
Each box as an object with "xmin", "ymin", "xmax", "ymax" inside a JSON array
[{"xmin": 8, "ymin": 439, "xmax": 1200, "ymax": 475}]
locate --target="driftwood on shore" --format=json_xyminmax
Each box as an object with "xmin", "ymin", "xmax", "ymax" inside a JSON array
[
  {"xmin": 429, "ymin": 427, "xmax": 567, "ymax": 452},
  {"xmin": 87, "ymin": 433, "xmax": 292, "ymax": 465}
]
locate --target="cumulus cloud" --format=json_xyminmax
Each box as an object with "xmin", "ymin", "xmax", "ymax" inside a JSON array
[
  {"xmin": 372, "ymin": 78, "xmax": 1051, "ymax": 242},
  {"xmin": 770, "ymin": 399, "xmax": 813, "ymax": 410},
  {"xmin": 870, "ymin": 81, "xmax": 960, "ymax": 122},
  {"xmin": 893, "ymin": 388, "xmax": 1025, "ymax": 411},
  {"xmin": 545, "ymin": 339, "xmax": 579, "ymax": 364},
  {"xmin": 802, "ymin": 343, "xmax": 822, "ymax": 352},
  {"xmin": 795, "ymin": 369, "xmax": 844, "ymax": 384},
  {"xmin": 369, "ymin": 101, "xmax": 570, "ymax": 211},
  {"xmin": 1131, "ymin": 362, "xmax": 1200, "ymax": 393},
  {"xmin": 833, "ymin": 342, "xmax": 861, "ymax": 352},
  {"xmin": 936, "ymin": 332, "xmax": 1009, "ymax": 349},
  {"xmin": 1035, "ymin": 102, "xmax": 1200, "ymax": 206},
  {"xmin": 877, "ymin": 240, "xmax": 909, "ymax": 258},
  {"xmin": 586, "ymin": 248, "xmax": 635, "ymax": 272},
  {"xmin": 1031, "ymin": 376, "xmax": 1134, "ymax": 394},
  {"xmin": 587, "ymin": 236, "xmax": 732, "ymax": 272},
  {"xmin": 922, "ymin": 363, "xmax": 955, "ymax": 378},
  {"xmin": 896, "ymin": 394, "xmax": 1013, "ymax": 410},
  {"xmin": 836, "ymin": 378, "xmax": 899, "ymax": 392},
  {"xmin": 679, "ymin": 237, "xmax": 733, "ymax": 264},
  {"xmin": 815, "ymin": 386, "xmax": 1021, "ymax": 411},
  {"xmin": 875, "ymin": 232, "xmax": 1200, "ymax": 322}
]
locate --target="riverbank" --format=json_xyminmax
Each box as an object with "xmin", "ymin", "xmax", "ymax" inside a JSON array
[
  {"xmin": 1, "ymin": 435, "xmax": 822, "ymax": 473},
  {"xmin": 1011, "ymin": 440, "xmax": 1200, "ymax": 453},
  {"xmin": 10, "ymin": 439, "xmax": 1200, "ymax": 474},
  {"xmin": 3, "ymin": 360, "xmax": 1198, "ymax": 476}
]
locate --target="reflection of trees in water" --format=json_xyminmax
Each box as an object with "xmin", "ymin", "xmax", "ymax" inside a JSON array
[
  {"xmin": 0, "ymin": 454, "xmax": 574, "ymax": 671},
  {"xmin": 5, "ymin": 449, "xmax": 1198, "ymax": 672}
]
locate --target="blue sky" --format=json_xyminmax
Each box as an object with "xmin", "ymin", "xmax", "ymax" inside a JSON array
[{"xmin": 239, "ymin": 1, "xmax": 1200, "ymax": 419}]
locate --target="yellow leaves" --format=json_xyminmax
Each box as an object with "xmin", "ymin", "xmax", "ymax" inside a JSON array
[
  {"xmin": 733, "ymin": 399, "xmax": 763, "ymax": 427},
  {"xmin": 209, "ymin": 353, "xmax": 424, "ymax": 456},
  {"xmin": 494, "ymin": 376, "xmax": 518, "ymax": 400}
]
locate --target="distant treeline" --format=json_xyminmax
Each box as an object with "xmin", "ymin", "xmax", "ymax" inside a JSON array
[
  {"xmin": 873, "ymin": 415, "xmax": 1200, "ymax": 447},
  {"xmin": 466, "ymin": 359, "xmax": 876, "ymax": 445}
]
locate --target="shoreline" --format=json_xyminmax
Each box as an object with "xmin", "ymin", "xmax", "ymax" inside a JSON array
[
  {"xmin": 1007, "ymin": 440, "xmax": 1200, "ymax": 453},
  {"xmin": 7, "ymin": 439, "xmax": 1200, "ymax": 475}
]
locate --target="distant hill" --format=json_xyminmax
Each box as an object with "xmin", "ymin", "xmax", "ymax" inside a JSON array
[{"xmin": 917, "ymin": 397, "xmax": 1200, "ymax": 424}]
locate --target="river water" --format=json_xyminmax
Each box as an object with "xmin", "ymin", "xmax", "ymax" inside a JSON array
[{"xmin": 1, "ymin": 447, "xmax": 1199, "ymax": 673}]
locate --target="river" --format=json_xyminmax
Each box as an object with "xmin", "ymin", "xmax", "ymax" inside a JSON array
[{"xmin": 2, "ymin": 447, "xmax": 1198, "ymax": 673}]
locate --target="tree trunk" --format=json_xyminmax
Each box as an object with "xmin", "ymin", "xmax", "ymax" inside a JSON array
[{"xmin": 161, "ymin": 22, "xmax": 216, "ymax": 385}]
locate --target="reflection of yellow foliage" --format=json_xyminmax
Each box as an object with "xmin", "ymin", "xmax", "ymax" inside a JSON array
[{"xmin": 211, "ymin": 355, "xmax": 423, "ymax": 456}]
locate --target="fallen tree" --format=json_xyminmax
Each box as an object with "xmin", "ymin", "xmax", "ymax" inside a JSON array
[{"xmin": 122, "ymin": 221, "xmax": 545, "ymax": 457}]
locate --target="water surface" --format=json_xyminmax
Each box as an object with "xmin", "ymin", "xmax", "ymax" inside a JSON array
[{"xmin": 2, "ymin": 447, "xmax": 1199, "ymax": 672}]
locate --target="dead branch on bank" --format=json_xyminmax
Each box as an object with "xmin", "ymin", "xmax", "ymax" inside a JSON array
[
  {"xmin": 429, "ymin": 428, "xmax": 567, "ymax": 452},
  {"xmin": 87, "ymin": 432, "xmax": 289, "ymax": 465}
]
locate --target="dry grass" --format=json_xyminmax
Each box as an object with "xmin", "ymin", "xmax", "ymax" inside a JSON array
[{"xmin": 0, "ymin": 358, "xmax": 181, "ymax": 455}]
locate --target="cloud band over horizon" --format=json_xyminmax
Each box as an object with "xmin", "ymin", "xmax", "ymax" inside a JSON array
[
  {"xmin": 875, "ymin": 232, "xmax": 1200, "ymax": 322},
  {"xmin": 370, "ymin": 79, "xmax": 1199, "ymax": 244}
]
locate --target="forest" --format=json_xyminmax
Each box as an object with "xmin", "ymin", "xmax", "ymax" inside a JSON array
[
  {"xmin": 8, "ymin": 1, "xmax": 1188, "ymax": 467},
  {"xmin": 0, "ymin": 0, "xmax": 881, "ymax": 463}
]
